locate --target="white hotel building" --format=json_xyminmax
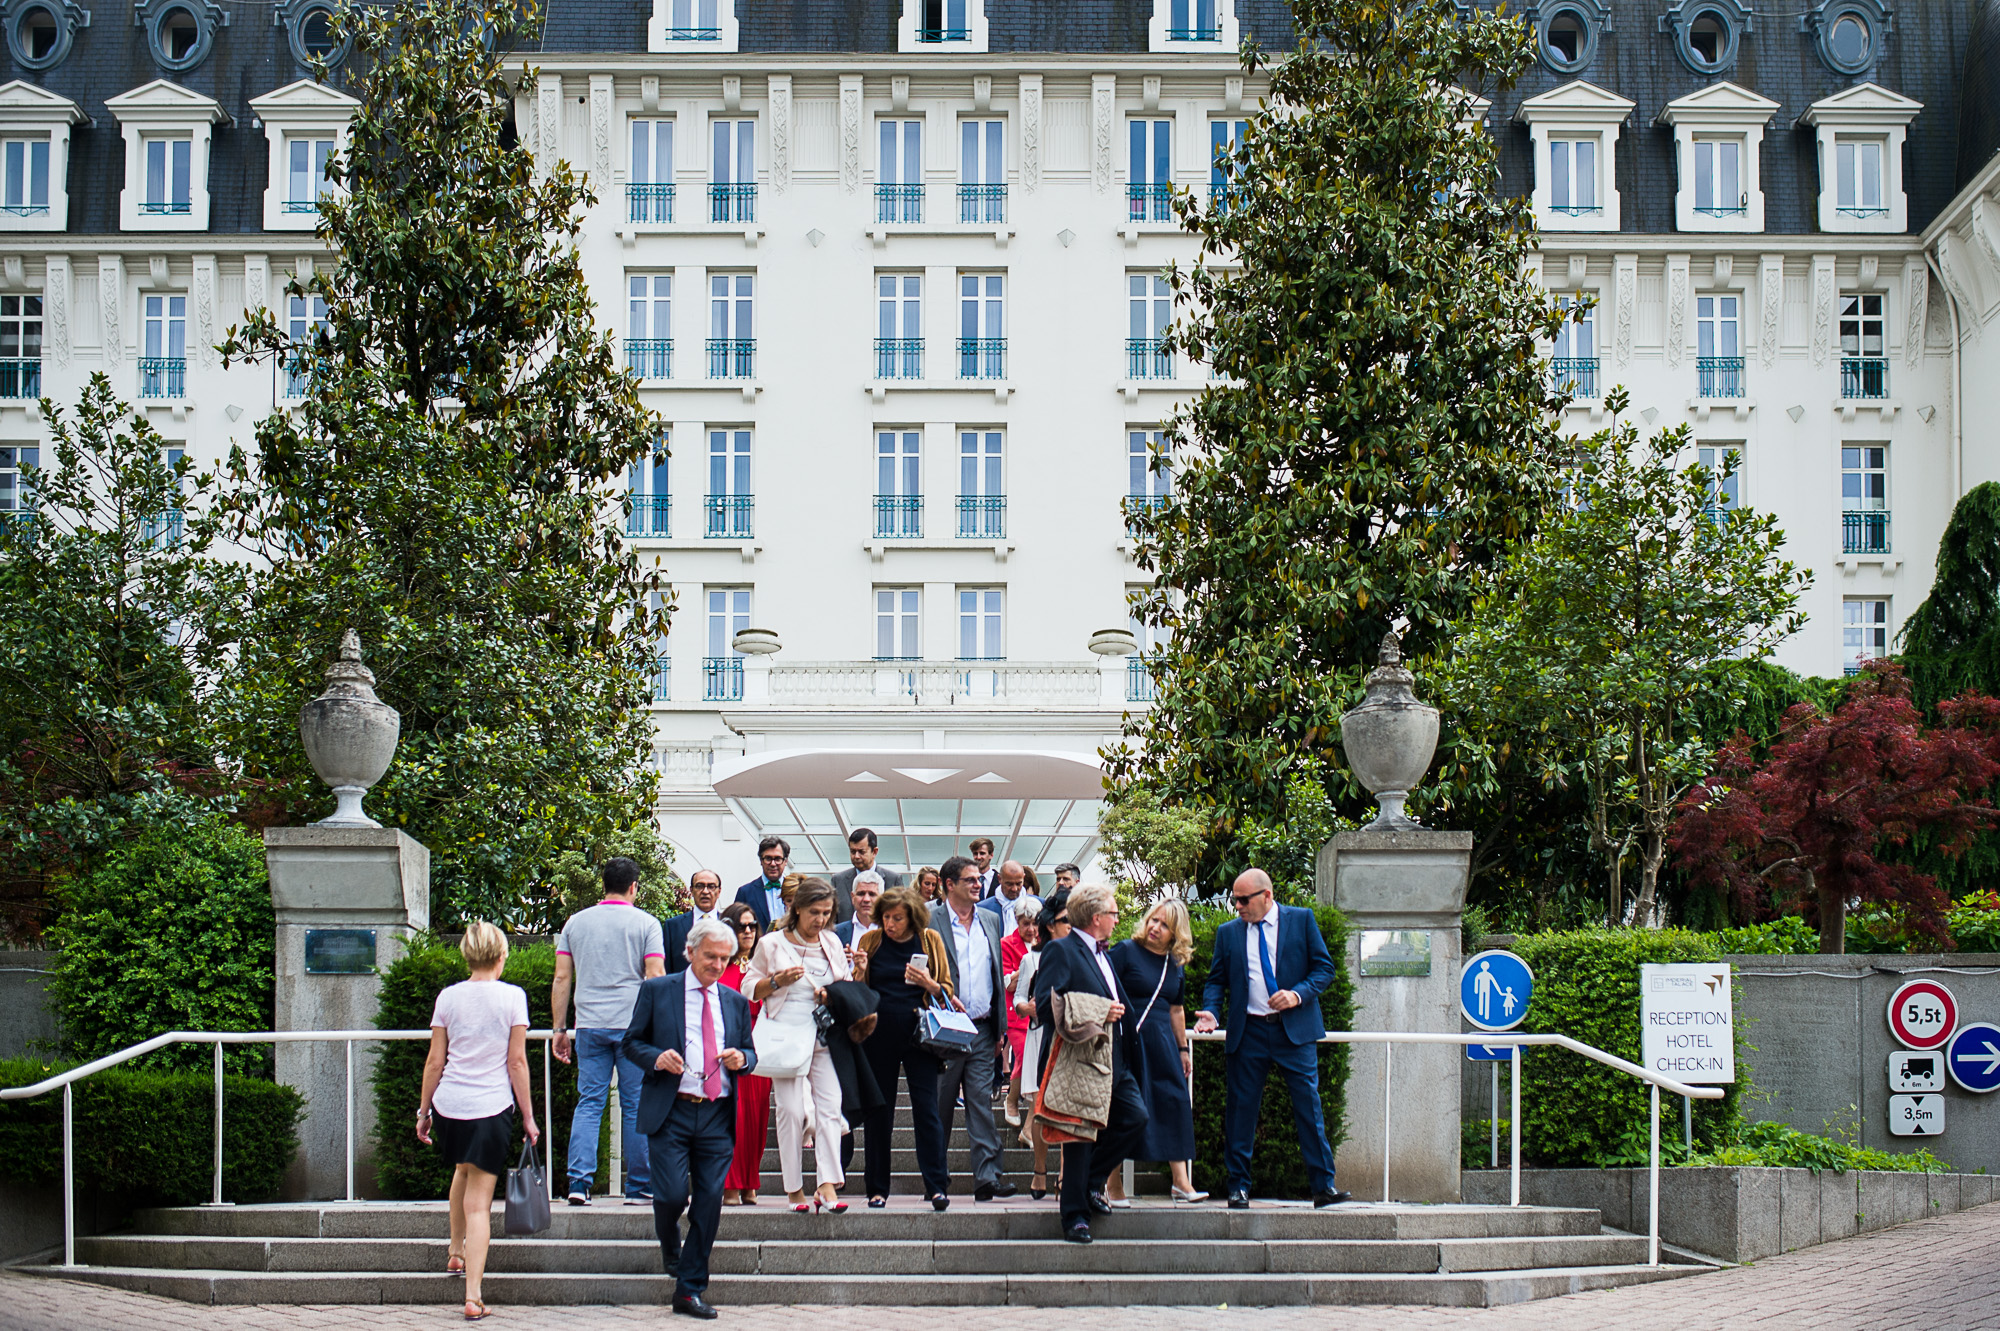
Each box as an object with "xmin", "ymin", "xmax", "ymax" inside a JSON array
[{"xmin": 0, "ymin": 0, "xmax": 1996, "ymax": 882}]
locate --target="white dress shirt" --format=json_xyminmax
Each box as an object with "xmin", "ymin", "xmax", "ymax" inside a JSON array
[
  {"xmin": 692, "ymin": 905, "xmax": 724, "ymax": 928},
  {"xmin": 1089, "ymin": 937, "xmax": 1119, "ymax": 999},
  {"xmin": 679, "ymin": 977, "xmax": 730, "ymax": 1097},
  {"xmin": 761, "ymin": 882, "xmax": 784, "ymax": 921},
  {"xmin": 948, "ymin": 908, "xmax": 995, "ymax": 1021},
  {"xmin": 1246, "ymin": 909, "xmax": 1279, "ymax": 1016}
]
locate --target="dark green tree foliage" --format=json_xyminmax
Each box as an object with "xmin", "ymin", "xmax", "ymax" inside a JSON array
[
  {"xmin": 1902, "ymin": 482, "xmax": 2000, "ymax": 710},
  {"xmin": 214, "ymin": 0, "xmax": 666, "ymax": 930},
  {"xmin": 0, "ymin": 377, "xmax": 238, "ymax": 940},
  {"xmin": 1112, "ymin": 0, "xmax": 1569, "ymax": 834},
  {"xmin": 45, "ymin": 816, "xmax": 275, "ymax": 1075}
]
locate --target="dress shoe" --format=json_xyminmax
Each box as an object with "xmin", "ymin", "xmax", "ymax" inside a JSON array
[
  {"xmin": 975, "ymin": 1180, "xmax": 1019, "ymax": 1201},
  {"xmin": 1226, "ymin": 1189, "xmax": 1251, "ymax": 1210},
  {"xmin": 928, "ymin": 1193, "xmax": 950, "ymax": 1212},
  {"xmin": 672, "ymin": 1294, "xmax": 719, "ymax": 1320},
  {"xmin": 1063, "ymin": 1221, "xmax": 1093, "ymax": 1244},
  {"xmin": 1087, "ymin": 1192, "xmax": 1113, "ymax": 1216},
  {"xmin": 1312, "ymin": 1189, "xmax": 1353, "ymax": 1208}
]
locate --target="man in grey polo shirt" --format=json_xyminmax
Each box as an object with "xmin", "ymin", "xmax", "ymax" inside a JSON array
[{"xmin": 553, "ymin": 856, "xmax": 666, "ymax": 1205}]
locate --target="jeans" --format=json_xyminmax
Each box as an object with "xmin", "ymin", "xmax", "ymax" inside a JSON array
[{"xmin": 569, "ymin": 1027, "xmax": 650, "ymax": 1195}]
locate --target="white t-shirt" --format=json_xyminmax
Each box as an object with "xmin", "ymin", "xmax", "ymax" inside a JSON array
[{"xmin": 430, "ymin": 979, "xmax": 531, "ymax": 1120}]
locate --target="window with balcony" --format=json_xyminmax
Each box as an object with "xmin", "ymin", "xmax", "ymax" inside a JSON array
[
  {"xmin": 0, "ymin": 295, "xmax": 41, "ymax": 400},
  {"xmin": 1658, "ymin": 83, "xmax": 1775, "ymax": 232},
  {"xmin": 1547, "ymin": 138, "xmax": 1598, "ymax": 217},
  {"xmin": 1843, "ymin": 598, "xmax": 1887, "ymax": 676},
  {"xmin": 249, "ymin": 79, "xmax": 357, "ymax": 231},
  {"xmin": 0, "ymin": 444, "xmax": 37, "ymax": 523},
  {"xmin": 1801, "ymin": 85, "xmax": 1920, "ymax": 233},
  {"xmin": 957, "ymin": 586, "xmax": 1003, "ymax": 659},
  {"xmin": 1842, "ymin": 444, "xmax": 1888, "ymax": 554},
  {"xmin": 877, "ymin": 118, "xmax": 923, "ymax": 223},
  {"xmin": 876, "ymin": 273, "xmax": 921, "ymax": 380},
  {"xmin": 1692, "ymin": 137, "xmax": 1744, "ymax": 218},
  {"xmin": 661, "ymin": 0, "xmax": 720, "ymax": 40},
  {"xmin": 1551, "ymin": 296, "xmax": 1597, "ymax": 398},
  {"xmin": 1128, "ymin": 118, "xmax": 1173, "ymax": 223},
  {"xmin": 627, "ymin": 437, "xmax": 671, "ymax": 538},
  {"xmin": 644, "ymin": 587, "xmax": 671, "ymax": 701},
  {"xmin": 709, "ymin": 118, "xmax": 755, "ymax": 223},
  {"xmin": 706, "ymin": 428, "xmax": 751, "ymax": 537},
  {"xmin": 0, "ymin": 84, "xmax": 83, "ymax": 232},
  {"xmin": 282, "ymin": 291, "xmax": 327, "ymax": 399},
  {"xmin": 958, "ymin": 273, "xmax": 1004, "ymax": 379},
  {"xmin": 1839, "ymin": 293, "xmax": 1887, "ymax": 399},
  {"xmin": 1835, "ymin": 138, "xmax": 1884, "ymax": 219},
  {"xmin": 876, "ymin": 587, "xmax": 921, "ymax": 659},
  {"xmin": 1696, "ymin": 445, "xmax": 1740, "ymax": 517},
  {"xmin": 1126, "ymin": 587, "xmax": 1171, "ymax": 701},
  {"xmin": 1208, "ymin": 118, "xmax": 1246, "ymax": 211},
  {"xmin": 630, "ymin": 118, "xmax": 675, "ymax": 223},
  {"xmin": 1125, "ymin": 427, "xmax": 1172, "ymax": 531},
  {"xmin": 143, "ymin": 135, "xmax": 192, "ymax": 215},
  {"xmin": 705, "ymin": 587, "xmax": 749, "ymax": 700},
  {"xmin": 958, "ymin": 429, "xmax": 1003, "ymax": 537},
  {"xmin": 1128, "ymin": 274, "xmax": 1172, "ymax": 379},
  {"xmin": 142, "ymin": 445, "xmax": 184, "ymax": 548},
  {"xmin": 875, "ymin": 429, "xmax": 922, "ymax": 538},
  {"xmin": 959, "ymin": 119, "xmax": 1004, "ymax": 223},
  {"xmin": 0, "ymin": 137, "xmax": 48, "ymax": 216},
  {"xmin": 140, "ymin": 293, "xmax": 186, "ymax": 399},
  {"xmin": 1517, "ymin": 82, "xmax": 1631, "ymax": 232},
  {"xmin": 285, "ymin": 134, "xmax": 332, "ymax": 214},
  {"xmin": 1695, "ymin": 295, "xmax": 1742, "ymax": 398},
  {"xmin": 1165, "ymin": 0, "xmax": 1218, "ymax": 39},
  {"xmin": 628, "ymin": 274, "xmax": 672, "ymax": 381},
  {"xmin": 708, "ymin": 273, "xmax": 752, "ymax": 379},
  {"xmin": 920, "ymin": 0, "xmax": 968, "ymax": 41}
]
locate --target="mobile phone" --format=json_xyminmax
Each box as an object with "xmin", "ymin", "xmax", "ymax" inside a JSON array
[{"xmin": 909, "ymin": 954, "xmax": 929, "ymax": 970}]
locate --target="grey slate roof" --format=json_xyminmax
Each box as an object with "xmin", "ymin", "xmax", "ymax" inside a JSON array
[{"xmin": 1961, "ymin": 0, "xmax": 2000, "ymax": 190}]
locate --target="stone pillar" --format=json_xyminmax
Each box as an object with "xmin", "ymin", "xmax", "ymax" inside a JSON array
[
  {"xmin": 267, "ymin": 826, "xmax": 429, "ymax": 1200},
  {"xmin": 1318, "ymin": 828, "xmax": 1470, "ymax": 1203}
]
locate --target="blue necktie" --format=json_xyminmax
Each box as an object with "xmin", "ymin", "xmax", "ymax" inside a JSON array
[{"xmin": 1256, "ymin": 918, "xmax": 1280, "ymax": 997}]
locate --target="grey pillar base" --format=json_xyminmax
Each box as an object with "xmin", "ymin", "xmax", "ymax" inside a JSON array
[
  {"xmin": 1318, "ymin": 828, "xmax": 1470, "ymax": 1203},
  {"xmin": 266, "ymin": 827, "xmax": 430, "ymax": 1201}
]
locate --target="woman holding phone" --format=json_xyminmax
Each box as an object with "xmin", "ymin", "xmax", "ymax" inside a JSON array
[{"xmin": 851, "ymin": 884, "xmax": 956, "ymax": 1210}]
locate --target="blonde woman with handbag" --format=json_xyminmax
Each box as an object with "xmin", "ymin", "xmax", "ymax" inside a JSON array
[{"xmin": 745, "ymin": 878, "xmax": 853, "ymax": 1213}]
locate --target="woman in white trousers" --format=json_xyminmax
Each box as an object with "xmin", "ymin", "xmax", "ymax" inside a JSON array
[{"xmin": 746, "ymin": 877, "xmax": 853, "ymax": 1213}]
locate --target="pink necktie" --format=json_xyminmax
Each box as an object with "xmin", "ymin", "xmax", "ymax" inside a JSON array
[{"xmin": 700, "ymin": 985, "xmax": 723, "ymax": 1098}]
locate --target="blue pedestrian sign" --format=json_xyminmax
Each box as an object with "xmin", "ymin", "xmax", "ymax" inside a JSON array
[
  {"xmin": 1467, "ymin": 1042, "xmax": 1518, "ymax": 1060},
  {"xmin": 1947, "ymin": 1021, "xmax": 2000, "ymax": 1094},
  {"xmin": 1461, "ymin": 949, "xmax": 1533, "ymax": 1032}
]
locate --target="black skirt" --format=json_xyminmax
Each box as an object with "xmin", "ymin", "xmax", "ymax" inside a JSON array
[{"xmin": 434, "ymin": 1106, "xmax": 513, "ymax": 1177}]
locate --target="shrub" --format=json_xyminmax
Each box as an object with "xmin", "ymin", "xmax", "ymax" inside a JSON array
[
  {"xmin": 0, "ymin": 1057, "xmax": 301, "ymax": 1204},
  {"xmin": 1692, "ymin": 1118, "xmax": 1950, "ymax": 1173},
  {"xmin": 1714, "ymin": 916, "xmax": 1819, "ymax": 955},
  {"xmin": 45, "ymin": 815, "xmax": 274, "ymax": 1076},
  {"xmin": 1181, "ymin": 900, "xmax": 1354, "ymax": 1198},
  {"xmin": 1948, "ymin": 890, "xmax": 2000, "ymax": 953},
  {"xmin": 1510, "ymin": 928, "xmax": 1744, "ymax": 1168}
]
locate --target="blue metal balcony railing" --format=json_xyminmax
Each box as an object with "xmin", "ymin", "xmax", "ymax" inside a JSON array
[
  {"xmin": 917, "ymin": 26, "xmax": 969, "ymax": 40},
  {"xmin": 1123, "ymin": 493, "xmax": 1171, "ymax": 536},
  {"xmin": 1694, "ymin": 203, "xmax": 1748, "ymax": 218},
  {"xmin": 874, "ymin": 494, "xmax": 922, "ymax": 539},
  {"xmin": 660, "ymin": 26, "xmax": 720, "ymax": 39},
  {"xmin": 706, "ymin": 339, "xmax": 754, "ymax": 379},
  {"xmin": 626, "ymin": 339, "xmax": 673, "ymax": 380},
  {"xmin": 1550, "ymin": 357, "xmax": 1599, "ymax": 399},
  {"xmin": 704, "ymin": 655, "xmax": 744, "ymax": 701},
  {"xmin": 627, "ymin": 183, "xmax": 676, "ymax": 223},
  {"xmin": 1208, "ymin": 182, "xmax": 1244, "ymax": 213},
  {"xmin": 957, "ymin": 494, "xmax": 1005, "ymax": 539},
  {"xmin": 1127, "ymin": 338, "xmax": 1172, "ymax": 380},
  {"xmin": 1547, "ymin": 203, "xmax": 1603, "ymax": 217},
  {"xmin": 1127, "ymin": 182, "xmax": 1174, "ymax": 223},
  {"xmin": 876, "ymin": 183, "xmax": 923, "ymax": 224},
  {"xmin": 0, "ymin": 358, "xmax": 41, "ymax": 399},
  {"xmin": 959, "ymin": 183, "xmax": 1006, "ymax": 224},
  {"xmin": 626, "ymin": 495, "xmax": 671, "ymax": 538},
  {"xmin": 141, "ymin": 510, "xmax": 183, "ymax": 550},
  {"xmin": 1843, "ymin": 510, "xmax": 1890, "ymax": 555},
  {"xmin": 139, "ymin": 199, "xmax": 191, "ymax": 215},
  {"xmin": 874, "ymin": 338, "xmax": 922, "ymax": 380},
  {"xmin": 709, "ymin": 183, "xmax": 756, "ymax": 224},
  {"xmin": 1841, "ymin": 357, "xmax": 1889, "ymax": 400},
  {"xmin": 1166, "ymin": 25, "xmax": 1221, "ymax": 39},
  {"xmin": 1696, "ymin": 356, "xmax": 1744, "ymax": 399},
  {"xmin": 957, "ymin": 337, "xmax": 1005, "ymax": 380},
  {"xmin": 648, "ymin": 654, "xmax": 671, "ymax": 701},
  {"xmin": 705, "ymin": 494, "xmax": 753, "ymax": 539},
  {"xmin": 282, "ymin": 356, "xmax": 313, "ymax": 400},
  {"xmin": 283, "ymin": 198, "xmax": 321, "ymax": 214},
  {"xmin": 1837, "ymin": 206, "xmax": 1889, "ymax": 219},
  {"xmin": 138, "ymin": 358, "xmax": 186, "ymax": 399},
  {"xmin": 0, "ymin": 203, "xmax": 48, "ymax": 217},
  {"xmin": 1127, "ymin": 656, "xmax": 1158, "ymax": 702}
]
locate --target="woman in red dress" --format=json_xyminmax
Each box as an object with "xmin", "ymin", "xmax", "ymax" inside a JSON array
[
  {"xmin": 719, "ymin": 900, "xmax": 771, "ymax": 1205},
  {"xmin": 999, "ymin": 904, "xmax": 1039, "ymax": 1126}
]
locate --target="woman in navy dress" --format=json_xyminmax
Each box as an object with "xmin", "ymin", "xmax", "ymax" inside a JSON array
[{"xmin": 1107, "ymin": 898, "xmax": 1207, "ymax": 1203}]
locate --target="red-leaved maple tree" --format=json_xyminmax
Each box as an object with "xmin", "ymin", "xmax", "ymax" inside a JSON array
[{"xmin": 1671, "ymin": 661, "xmax": 2000, "ymax": 953}]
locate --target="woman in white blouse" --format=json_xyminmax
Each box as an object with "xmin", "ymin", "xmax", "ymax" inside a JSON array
[{"xmin": 745, "ymin": 877, "xmax": 854, "ymax": 1213}]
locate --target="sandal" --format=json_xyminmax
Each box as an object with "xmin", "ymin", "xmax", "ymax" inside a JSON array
[
  {"xmin": 464, "ymin": 1299, "xmax": 490, "ymax": 1321},
  {"xmin": 446, "ymin": 1254, "xmax": 466, "ymax": 1275}
]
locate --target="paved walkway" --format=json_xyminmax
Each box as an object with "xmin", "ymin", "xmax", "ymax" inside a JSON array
[{"xmin": 5, "ymin": 1200, "xmax": 1998, "ymax": 1331}]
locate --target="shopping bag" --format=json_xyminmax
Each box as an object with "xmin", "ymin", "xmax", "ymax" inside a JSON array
[{"xmin": 504, "ymin": 1137, "xmax": 551, "ymax": 1236}]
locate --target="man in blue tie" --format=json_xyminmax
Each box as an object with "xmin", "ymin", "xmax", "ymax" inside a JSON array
[
  {"xmin": 732, "ymin": 837, "xmax": 791, "ymax": 932},
  {"xmin": 1195, "ymin": 867, "xmax": 1350, "ymax": 1210}
]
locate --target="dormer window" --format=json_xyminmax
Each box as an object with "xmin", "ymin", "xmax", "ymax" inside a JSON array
[
  {"xmin": 0, "ymin": 81, "xmax": 81, "ymax": 229},
  {"xmin": 0, "ymin": 137, "xmax": 47, "ymax": 215},
  {"xmin": 1548, "ymin": 137, "xmax": 1599, "ymax": 216},
  {"xmin": 898, "ymin": 0, "xmax": 985, "ymax": 52},
  {"xmin": 1659, "ymin": 0, "xmax": 1752, "ymax": 76},
  {"xmin": 1836, "ymin": 139, "xmax": 1884, "ymax": 218},
  {"xmin": 143, "ymin": 136, "xmax": 191, "ymax": 214},
  {"xmin": 1536, "ymin": 0, "xmax": 1606, "ymax": 73},
  {"xmin": 1517, "ymin": 80, "xmax": 1632, "ymax": 233},
  {"xmin": 1799, "ymin": 82, "xmax": 1921, "ymax": 234},
  {"xmin": 286, "ymin": 135, "xmax": 333, "ymax": 212},
  {"xmin": 249, "ymin": 79, "xmax": 359, "ymax": 231},
  {"xmin": 108, "ymin": 80, "xmax": 225, "ymax": 231},
  {"xmin": 1149, "ymin": 0, "xmax": 1238, "ymax": 50},
  {"xmin": 1808, "ymin": 0, "xmax": 1890, "ymax": 77},
  {"xmin": 1658, "ymin": 82, "xmax": 1776, "ymax": 233},
  {"xmin": 135, "ymin": 0, "xmax": 224, "ymax": 74},
  {"xmin": 4, "ymin": 0, "xmax": 86, "ymax": 71},
  {"xmin": 648, "ymin": 0, "xmax": 737, "ymax": 51},
  {"xmin": 920, "ymin": 0, "xmax": 966, "ymax": 41}
]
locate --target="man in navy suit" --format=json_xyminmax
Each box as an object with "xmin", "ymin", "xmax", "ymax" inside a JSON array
[
  {"xmin": 623, "ymin": 917, "xmax": 757, "ymax": 1319},
  {"xmin": 1031, "ymin": 882, "xmax": 1149, "ymax": 1243},
  {"xmin": 662, "ymin": 870, "xmax": 727, "ymax": 974},
  {"xmin": 1196, "ymin": 867, "xmax": 1350, "ymax": 1210},
  {"xmin": 732, "ymin": 836, "xmax": 790, "ymax": 931}
]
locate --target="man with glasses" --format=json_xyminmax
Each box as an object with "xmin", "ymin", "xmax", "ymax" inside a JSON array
[
  {"xmin": 935, "ymin": 854, "xmax": 1015, "ymax": 1201},
  {"xmin": 664, "ymin": 869, "xmax": 728, "ymax": 975},
  {"xmin": 733, "ymin": 837, "xmax": 792, "ymax": 932},
  {"xmin": 1194, "ymin": 867, "xmax": 1348, "ymax": 1209}
]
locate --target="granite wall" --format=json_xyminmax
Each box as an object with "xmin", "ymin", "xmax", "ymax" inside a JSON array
[{"xmin": 0, "ymin": 950, "xmax": 58, "ymax": 1061}]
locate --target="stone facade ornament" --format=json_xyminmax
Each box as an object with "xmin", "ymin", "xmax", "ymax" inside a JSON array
[
  {"xmin": 300, "ymin": 629, "xmax": 402, "ymax": 828},
  {"xmin": 1338, "ymin": 630, "xmax": 1439, "ymax": 830}
]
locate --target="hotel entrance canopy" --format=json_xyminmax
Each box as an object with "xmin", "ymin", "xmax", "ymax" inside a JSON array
[{"xmin": 710, "ymin": 748, "xmax": 1108, "ymax": 876}]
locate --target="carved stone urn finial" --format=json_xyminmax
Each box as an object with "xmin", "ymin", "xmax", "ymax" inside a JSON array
[
  {"xmin": 299, "ymin": 629, "xmax": 401, "ymax": 829},
  {"xmin": 1338, "ymin": 629, "xmax": 1440, "ymax": 830}
]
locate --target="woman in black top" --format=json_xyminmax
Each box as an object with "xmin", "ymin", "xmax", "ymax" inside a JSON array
[
  {"xmin": 851, "ymin": 885, "xmax": 956, "ymax": 1209},
  {"xmin": 1106, "ymin": 898, "xmax": 1207, "ymax": 1203}
]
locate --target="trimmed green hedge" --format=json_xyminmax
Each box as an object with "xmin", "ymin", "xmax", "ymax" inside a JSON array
[{"xmin": 0, "ymin": 1058, "xmax": 301, "ymax": 1204}]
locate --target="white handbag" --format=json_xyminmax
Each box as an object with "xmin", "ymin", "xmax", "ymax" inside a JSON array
[{"xmin": 752, "ymin": 1013, "xmax": 815, "ymax": 1078}]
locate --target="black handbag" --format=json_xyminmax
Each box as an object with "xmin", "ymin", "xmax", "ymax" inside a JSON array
[{"xmin": 503, "ymin": 1138, "xmax": 551, "ymax": 1236}]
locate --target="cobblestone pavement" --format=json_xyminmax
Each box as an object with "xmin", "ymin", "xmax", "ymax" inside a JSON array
[{"xmin": 4, "ymin": 1201, "xmax": 1998, "ymax": 1331}]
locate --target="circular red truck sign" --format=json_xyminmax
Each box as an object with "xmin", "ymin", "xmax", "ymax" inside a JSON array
[{"xmin": 1888, "ymin": 979, "xmax": 1959, "ymax": 1050}]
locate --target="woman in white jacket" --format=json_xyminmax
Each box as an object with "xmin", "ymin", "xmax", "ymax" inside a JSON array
[{"xmin": 745, "ymin": 877, "xmax": 854, "ymax": 1212}]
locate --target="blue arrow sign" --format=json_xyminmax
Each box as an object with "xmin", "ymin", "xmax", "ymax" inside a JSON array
[
  {"xmin": 1947, "ymin": 1021, "xmax": 2000, "ymax": 1093},
  {"xmin": 1461, "ymin": 949, "xmax": 1534, "ymax": 1032},
  {"xmin": 1467, "ymin": 1042, "xmax": 1518, "ymax": 1060}
]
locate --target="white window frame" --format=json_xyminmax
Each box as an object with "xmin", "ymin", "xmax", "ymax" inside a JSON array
[
  {"xmin": 627, "ymin": 273, "xmax": 672, "ymax": 380},
  {"xmin": 875, "ymin": 587, "xmax": 922, "ymax": 660},
  {"xmin": 649, "ymin": 0, "xmax": 739, "ymax": 52},
  {"xmin": 706, "ymin": 587, "xmax": 751, "ymax": 657},
  {"xmin": 1148, "ymin": 0, "xmax": 1240, "ymax": 52},
  {"xmin": 1128, "ymin": 427, "xmax": 1172, "ymax": 502},
  {"xmin": 1516, "ymin": 80, "xmax": 1633, "ymax": 233},
  {"xmin": 627, "ymin": 434, "xmax": 672, "ymax": 537},
  {"xmin": 957, "ymin": 586, "xmax": 1004, "ymax": 660},
  {"xmin": 628, "ymin": 117, "xmax": 676, "ymax": 225},
  {"xmin": 0, "ymin": 81, "xmax": 82, "ymax": 232},
  {"xmin": 282, "ymin": 290, "xmax": 327, "ymax": 399},
  {"xmin": 1842, "ymin": 598, "xmax": 1889, "ymax": 675},
  {"xmin": 707, "ymin": 427, "xmax": 751, "ymax": 500},
  {"xmin": 248, "ymin": 79, "xmax": 359, "ymax": 233},
  {"xmin": 1657, "ymin": 81, "xmax": 1776, "ymax": 234},
  {"xmin": 877, "ymin": 429, "xmax": 921, "ymax": 501},
  {"xmin": 898, "ymin": 0, "xmax": 988, "ymax": 53},
  {"xmin": 1696, "ymin": 444, "xmax": 1742, "ymax": 512},
  {"xmin": 1841, "ymin": 443, "xmax": 1887, "ymax": 513},
  {"xmin": 959, "ymin": 428, "xmax": 1002, "ymax": 501},
  {"xmin": 0, "ymin": 442, "xmax": 38, "ymax": 517},
  {"xmin": 108, "ymin": 80, "xmax": 225, "ymax": 233},
  {"xmin": 1799, "ymin": 82, "xmax": 1921, "ymax": 235}
]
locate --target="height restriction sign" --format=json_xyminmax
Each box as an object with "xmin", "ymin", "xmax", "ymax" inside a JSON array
[{"xmin": 1887, "ymin": 979, "xmax": 1958, "ymax": 1051}]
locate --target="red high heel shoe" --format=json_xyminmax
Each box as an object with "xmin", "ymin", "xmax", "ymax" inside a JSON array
[{"xmin": 816, "ymin": 1192, "xmax": 849, "ymax": 1214}]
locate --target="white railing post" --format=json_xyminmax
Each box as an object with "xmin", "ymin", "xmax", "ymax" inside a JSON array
[
  {"xmin": 345, "ymin": 1039, "xmax": 356, "ymax": 1203},
  {"xmin": 1682, "ymin": 1092, "xmax": 1692, "ymax": 1154},
  {"xmin": 609, "ymin": 1082, "xmax": 623, "ymax": 1198},
  {"xmin": 1381, "ymin": 1042, "xmax": 1392, "ymax": 1203},
  {"xmin": 1509, "ymin": 1043, "xmax": 1521, "ymax": 1207},
  {"xmin": 1649, "ymin": 1082, "xmax": 1661, "ymax": 1267},
  {"xmin": 543, "ymin": 1037, "xmax": 554, "ymax": 1201},
  {"xmin": 61, "ymin": 1082, "xmax": 74, "ymax": 1268},
  {"xmin": 211, "ymin": 1040, "xmax": 225, "ymax": 1206}
]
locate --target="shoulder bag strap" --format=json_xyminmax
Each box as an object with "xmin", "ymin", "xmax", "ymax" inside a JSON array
[{"xmin": 1134, "ymin": 954, "xmax": 1171, "ymax": 1032}]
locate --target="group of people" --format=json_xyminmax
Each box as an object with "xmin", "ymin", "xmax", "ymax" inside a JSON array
[{"xmin": 414, "ymin": 835, "xmax": 1349, "ymax": 1321}]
